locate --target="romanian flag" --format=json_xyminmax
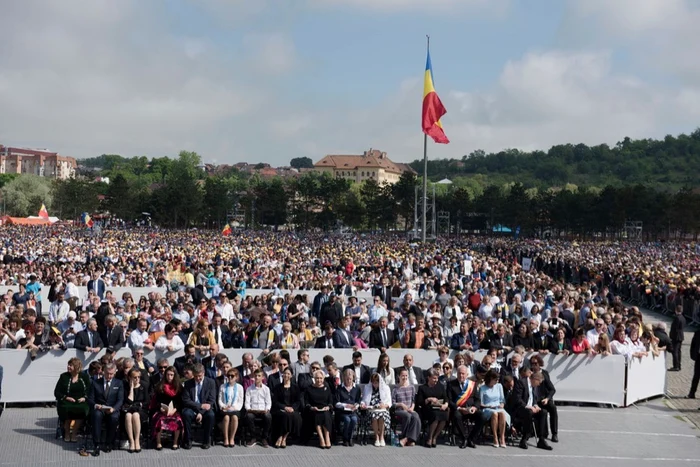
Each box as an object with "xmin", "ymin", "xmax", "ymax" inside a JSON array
[
  {"xmin": 422, "ymin": 49, "xmax": 449, "ymax": 144},
  {"xmin": 38, "ymin": 203, "xmax": 50, "ymax": 219},
  {"xmin": 222, "ymin": 223, "xmax": 232, "ymax": 236},
  {"xmin": 81, "ymin": 212, "xmax": 94, "ymax": 228}
]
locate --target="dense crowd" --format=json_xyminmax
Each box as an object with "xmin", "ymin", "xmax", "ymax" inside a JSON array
[{"xmin": 0, "ymin": 226, "xmax": 699, "ymax": 455}]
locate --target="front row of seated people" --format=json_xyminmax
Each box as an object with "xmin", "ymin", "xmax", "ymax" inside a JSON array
[{"xmin": 54, "ymin": 353, "xmax": 556, "ymax": 455}]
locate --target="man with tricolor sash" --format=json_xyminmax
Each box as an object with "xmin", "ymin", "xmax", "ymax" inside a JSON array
[{"xmin": 447, "ymin": 364, "xmax": 485, "ymax": 448}]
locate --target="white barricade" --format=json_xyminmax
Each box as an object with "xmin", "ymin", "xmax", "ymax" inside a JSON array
[
  {"xmin": 524, "ymin": 352, "xmax": 627, "ymax": 407},
  {"xmin": 625, "ymin": 352, "xmax": 667, "ymax": 405},
  {"xmin": 0, "ymin": 347, "xmax": 639, "ymax": 406},
  {"xmin": 0, "ymin": 285, "xmax": 166, "ymax": 310}
]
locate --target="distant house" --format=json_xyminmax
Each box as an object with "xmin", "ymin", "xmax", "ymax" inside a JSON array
[
  {"xmin": 0, "ymin": 144, "xmax": 77, "ymax": 179},
  {"xmin": 313, "ymin": 148, "xmax": 415, "ymax": 185}
]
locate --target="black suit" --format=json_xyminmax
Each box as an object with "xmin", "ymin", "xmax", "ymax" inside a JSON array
[
  {"xmin": 670, "ymin": 313, "xmax": 686, "ymax": 370},
  {"xmin": 533, "ymin": 332, "xmax": 556, "ymax": 353},
  {"xmin": 342, "ymin": 364, "xmax": 371, "ymax": 384},
  {"xmin": 490, "ymin": 333, "xmax": 514, "ymax": 354},
  {"xmin": 88, "ymin": 377, "xmax": 124, "ymax": 448},
  {"xmin": 689, "ymin": 329, "xmax": 700, "ymax": 398},
  {"xmin": 446, "ymin": 378, "xmax": 484, "ymax": 443},
  {"xmin": 314, "ymin": 335, "xmax": 336, "ymax": 349},
  {"xmin": 511, "ymin": 377, "xmax": 547, "ymax": 441},
  {"xmin": 537, "ymin": 369, "xmax": 558, "ymax": 437},
  {"xmin": 333, "ymin": 328, "xmax": 354, "ymax": 349},
  {"xmin": 174, "ymin": 354, "xmax": 199, "ymax": 377},
  {"xmin": 267, "ymin": 372, "xmax": 284, "ymax": 391},
  {"xmin": 99, "ymin": 326, "xmax": 125, "ymax": 353},
  {"xmin": 369, "ymin": 327, "xmax": 396, "ymax": 349},
  {"xmin": 74, "ymin": 329, "xmax": 104, "ymax": 351},
  {"xmin": 394, "ymin": 366, "xmax": 425, "ymax": 385},
  {"xmin": 181, "ymin": 377, "xmax": 217, "ymax": 446}
]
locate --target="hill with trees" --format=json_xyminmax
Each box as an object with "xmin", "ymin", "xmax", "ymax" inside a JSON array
[{"xmin": 409, "ymin": 130, "xmax": 700, "ymax": 191}]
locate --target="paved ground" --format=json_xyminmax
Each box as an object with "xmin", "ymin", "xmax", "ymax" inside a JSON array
[
  {"xmin": 636, "ymin": 307, "xmax": 700, "ymax": 429},
  {"xmin": 0, "ymin": 401, "xmax": 698, "ymax": 467}
]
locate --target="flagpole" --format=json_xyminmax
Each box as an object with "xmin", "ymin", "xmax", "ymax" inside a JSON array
[{"xmin": 422, "ymin": 35, "xmax": 430, "ymax": 243}]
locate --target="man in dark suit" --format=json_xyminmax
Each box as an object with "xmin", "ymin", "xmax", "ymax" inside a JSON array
[
  {"xmin": 342, "ymin": 351, "xmax": 371, "ymax": 384},
  {"xmin": 529, "ymin": 355, "xmax": 558, "ymax": 442},
  {"xmin": 200, "ymin": 345, "xmax": 223, "ymax": 379},
  {"xmin": 500, "ymin": 353, "xmax": 524, "ymax": 383},
  {"xmin": 447, "ymin": 365, "xmax": 484, "ymax": 448},
  {"xmin": 533, "ymin": 324, "xmax": 556, "ymax": 353},
  {"xmin": 87, "ymin": 363, "xmax": 124, "ymax": 456},
  {"xmin": 266, "ymin": 357, "xmax": 287, "ymax": 391},
  {"xmin": 175, "ymin": 345, "xmax": 200, "ymax": 377},
  {"xmin": 333, "ymin": 317, "xmax": 355, "ymax": 349},
  {"xmin": 314, "ymin": 323, "xmax": 336, "ymax": 349},
  {"xmin": 394, "ymin": 354, "xmax": 425, "ymax": 385},
  {"xmin": 74, "ymin": 318, "xmax": 103, "ymax": 353},
  {"xmin": 369, "ymin": 316, "xmax": 396, "ymax": 351},
  {"xmin": 320, "ymin": 294, "xmax": 342, "ymax": 329},
  {"xmin": 87, "ymin": 273, "xmax": 106, "ymax": 301},
  {"xmin": 181, "ymin": 363, "xmax": 217, "ymax": 449},
  {"xmin": 490, "ymin": 324, "xmax": 514, "ymax": 359},
  {"xmin": 670, "ymin": 306, "xmax": 686, "ymax": 371},
  {"xmin": 511, "ymin": 368, "xmax": 552, "ymax": 451},
  {"xmin": 687, "ymin": 328, "xmax": 700, "ymax": 399},
  {"xmin": 99, "ymin": 315, "xmax": 125, "ymax": 354}
]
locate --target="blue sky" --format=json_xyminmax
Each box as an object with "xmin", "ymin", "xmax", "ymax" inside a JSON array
[{"xmin": 1, "ymin": 0, "xmax": 699, "ymax": 166}]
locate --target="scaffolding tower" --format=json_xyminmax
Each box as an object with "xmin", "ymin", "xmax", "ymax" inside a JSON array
[{"xmin": 412, "ymin": 185, "xmax": 436, "ymax": 240}]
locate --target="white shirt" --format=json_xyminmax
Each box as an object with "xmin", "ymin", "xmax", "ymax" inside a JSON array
[
  {"xmin": 129, "ymin": 329, "xmax": 150, "ymax": 350},
  {"xmin": 64, "ymin": 282, "xmax": 80, "ymax": 301},
  {"xmin": 586, "ymin": 329, "xmax": 600, "ymax": 347},
  {"xmin": 245, "ymin": 384, "xmax": 272, "ymax": 411},
  {"xmin": 215, "ymin": 303, "xmax": 234, "ymax": 321},
  {"xmin": 48, "ymin": 301, "xmax": 70, "ymax": 323}
]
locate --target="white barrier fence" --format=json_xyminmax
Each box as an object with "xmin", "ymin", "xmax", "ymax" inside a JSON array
[{"xmin": 0, "ymin": 348, "xmax": 661, "ymax": 407}]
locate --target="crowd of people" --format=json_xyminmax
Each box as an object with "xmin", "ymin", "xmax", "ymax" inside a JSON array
[{"xmin": 0, "ymin": 225, "xmax": 698, "ymax": 454}]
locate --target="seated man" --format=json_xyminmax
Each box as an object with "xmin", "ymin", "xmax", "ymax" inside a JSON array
[
  {"xmin": 181, "ymin": 363, "xmax": 217, "ymax": 449},
  {"xmin": 334, "ymin": 368, "xmax": 361, "ymax": 446},
  {"xmin": 244, "ymin": 369, "xmax": 272, "ymax": 447},
  {"xmin": 447, "ymin": 364, "xmax": 485, "ymax": 449},
  {"xmin": 511, "ymin": 367, "xmax": 553, "ymax": 451},
  {"xmin": 87, "ymin": 362, "xmax": 124, "ymax": 456}
]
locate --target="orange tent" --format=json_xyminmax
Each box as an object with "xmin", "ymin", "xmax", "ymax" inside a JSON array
[{"xmin": 0, "ymin": 216, "xmax": 51, "ymax": 226}]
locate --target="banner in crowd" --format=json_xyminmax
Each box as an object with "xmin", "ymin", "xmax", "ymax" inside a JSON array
[{"xmin": 0, "ymin": 348, "xmax": 640, "ymax": 406}]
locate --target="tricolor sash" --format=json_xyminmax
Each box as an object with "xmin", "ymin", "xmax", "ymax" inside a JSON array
[{"xmin": 456, "ymin": 380, "xmax": 476, "ymax": 408}]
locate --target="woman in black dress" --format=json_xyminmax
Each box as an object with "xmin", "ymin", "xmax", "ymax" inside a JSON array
[
  {"xmin": 54, "ymin": 357, "xmax": 90, "ymax": 443},
  {"xmin": 415, "ymin": 369, "xmax": 449, "ymax": 448},
  {"xmin": 272, "ymin": 367, "xmax": 302, "ymax": 448},
  {"xmin": 303, "ymin": 370, "xmax": 333, "ymax": 449},
  {"xmin": 123, "ymin": 368, "xmax": 148, "ymax": 453}
]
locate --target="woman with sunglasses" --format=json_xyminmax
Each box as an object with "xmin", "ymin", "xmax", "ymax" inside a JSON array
[
  {"xmin": 218, "ymin": 368, "xmax": 244, "ymax": 447},
  {"xmin": 272, "ymin": 367, "xmax": 302, "ymax": 448}
]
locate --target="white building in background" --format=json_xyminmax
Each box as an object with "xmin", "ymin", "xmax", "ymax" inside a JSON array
[{"xmin": 0, "ymin": 145, "xmax": 77, "ymax": 180}]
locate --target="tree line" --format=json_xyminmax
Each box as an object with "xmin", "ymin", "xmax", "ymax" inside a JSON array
[
  {"xmin": 410, "ymin": 130, "xmax": 700, "ymax": 191},
  {"xmin": 1, "ymin": 149, "xmax": 699, "ymax": 238}
]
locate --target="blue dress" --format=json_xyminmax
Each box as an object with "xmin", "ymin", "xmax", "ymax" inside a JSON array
[{"xmin": 479, "ymin": 383, "xmax": 511, "ymax": 425}]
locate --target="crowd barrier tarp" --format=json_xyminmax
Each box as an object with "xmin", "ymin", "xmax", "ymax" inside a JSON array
[
  {"xmin": 0, "ymin": 285, "xmax": 166, "ymax": 309},
  {"xmin": 523, "ymin": 352, "xmax": 626, "ymax": 407},
  {"xmin": 625, "ymin": 352, "xmax": 667, "ymax": 406},
  {"xmin": 1, "ymin": 348, "xmax": 631, "ymax": 405},
  {"xmin": 214, "ymin": 289, "xmax": 374, "ymax": 301}
]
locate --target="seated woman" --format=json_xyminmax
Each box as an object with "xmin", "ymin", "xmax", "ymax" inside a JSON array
[
  {"xmin": 552, "ymin": 327, "xmax": 572, "ymax": 355},
  {"xmin": 361, "ymin": 372, "xmax": 392, "ymax": 447},
  {"xmin": 571, "ymin": 328, "xmax": 593, "ymax": 355},
  {"xmin": 594, "ymin": 333, "xmax": 612, "ymax": 356},
  {"xmin": 272, "ymin": 367, "xmax": 302, "ymax": 448},
  {"xmin": 391, "ymin": 367, "xmax": 421, "ymax": 447},
  {"xmin": 155, "ymin": 324, "xmax": 185, "ymax": 353},
  {"xmin": 218, "ymin": 368, "xmax": 244, "ymax": 447},
  {"xmin": 150, "ymin": 366, "xmax": 184, "ymax": 450},
  {"xmin": 122, "ymin": 368, "xmax": 148, "ymax": 453},
  {"xmin": 415, "ymin": 368, "xmax": 448, "ymax": 448},
  {"xmin": 375, "ymin": 353, "xmax": 395, "ymax": 386},
  {"xmin": 304, "ymin": 369, "xmax": 333, "ymax": 449},
  {"xmin": 480, "ymin": 369, "xmax": 510, "ymax": 448},
  {"xmin": 54, "ymin": 357, "xmax": 90, "ymax": 442}
]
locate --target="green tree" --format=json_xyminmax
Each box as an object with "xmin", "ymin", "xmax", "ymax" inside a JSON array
[
  {"xmin": 106, "ymin": 173, "xmax": 134, "ymax": 220},
  {"xmin": 290, "ymin": 157, "xmax": 314, "ymax": 169},
  {"xmin": 1, "ymin": 175, "xmax": 53, "ymax": 217},
  {"xmin": 53, "ymin": 179, "xmax": 101, "ymax": 220}
]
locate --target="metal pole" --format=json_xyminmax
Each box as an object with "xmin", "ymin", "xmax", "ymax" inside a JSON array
[{"xmin": 422, "ymin": 35, "xmax": 430, "ymax": 243}]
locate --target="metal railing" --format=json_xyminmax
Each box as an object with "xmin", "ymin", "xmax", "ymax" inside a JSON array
[{"xmin": 615, "ymin": 279, "xmax": 700, "ymax": 326}]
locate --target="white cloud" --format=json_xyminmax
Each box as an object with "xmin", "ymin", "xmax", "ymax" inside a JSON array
[
  {"xmin": 308, "ymin": 0, "xmax": 506, "ymax": 13},
  {"xmin": 244, "ymin": 33, "xmax": 298, "ymax": 75}
]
